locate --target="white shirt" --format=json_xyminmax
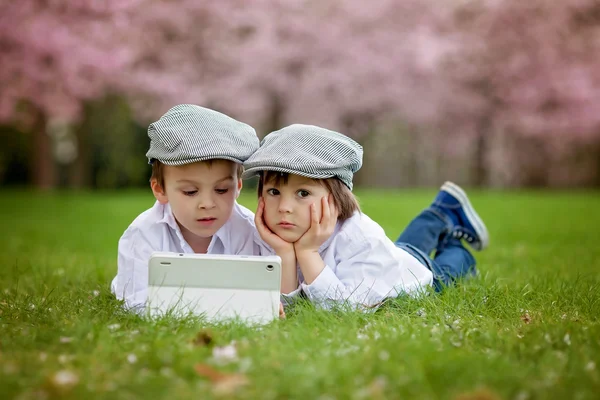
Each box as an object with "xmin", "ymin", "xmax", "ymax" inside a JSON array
[
  {"xmin": 269, "ymin": 211, "xmax": 433, "ymax": 310},
  {"xmin": 111, "ymin": 200, "xmax": 267, "ymax": 310}
]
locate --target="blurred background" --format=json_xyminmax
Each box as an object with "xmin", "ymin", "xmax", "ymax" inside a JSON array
[{"xmin": 1, "ymin": 0, "xmax": 599, "ymax": 191}]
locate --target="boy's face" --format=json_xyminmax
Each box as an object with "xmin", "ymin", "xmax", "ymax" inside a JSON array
[
  {"xmin": 151, "ymin": 160, "xmax": 242, "ymax": 243},
  {"xmin": 261, "ymin": 174, "xmax": 331, "ymax": 243}
]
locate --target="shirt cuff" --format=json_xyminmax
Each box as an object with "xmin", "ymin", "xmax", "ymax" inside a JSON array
[
  {"xmin": 281, "ymin": 286, "xmax": 302, "ymax": 307},
  {"xmin": 300, "ymin": 264, "xmax": 340, "ymax": 302}
]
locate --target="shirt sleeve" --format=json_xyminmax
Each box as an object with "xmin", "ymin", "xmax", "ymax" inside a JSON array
[
  {"xmin": 280, "ymin": 286, "xmax": 303, "ymax": 307},
  {"xmin": 113, "ymin": 227, "xmax": 156, "ymax": 311},
  {"xmin": 300, "ymin": 232, "xmax": 432, "ymax": 310}
]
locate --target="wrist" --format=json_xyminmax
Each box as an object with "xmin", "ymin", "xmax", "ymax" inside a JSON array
[
  {"xmin": 295, "ymin": 250, "xmax": 325, "ymax": 285},
  {"xmin": 271, "ymin": 240, "xmax": 293, "ymax": 254},
  {"xmin": 294, "ymin": 242, "xmax": 319, "ymax": 255},
  {"xmin": 295, "ymin": 249, "xmax": 319, "ymax": 262},
  {"xmin": 277, "ymin": 248, "xmax": 296, "ymax": 259}
]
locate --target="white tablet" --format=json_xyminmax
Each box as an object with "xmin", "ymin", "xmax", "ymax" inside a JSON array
[{"xmin": 146, "ymin": 252, "xmax": 282, "ymax": 325}]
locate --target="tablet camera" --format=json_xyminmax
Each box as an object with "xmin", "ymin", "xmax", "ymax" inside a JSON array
[{"xmin": 266, "ymin": 265, "xmax": 274, "ymax": 271}]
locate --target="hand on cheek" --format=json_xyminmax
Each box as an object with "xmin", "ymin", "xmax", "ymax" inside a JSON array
[
  {"xmin": 255, "ymin": 198, "xmax": 295, "ymax": 256},
  {"xmin": 294, "ymin": 195, "xmax": 338, "ymax": 255},
  {"xmin": 256, "ymin": 198, "xmax": 299, "ymax": 294}
]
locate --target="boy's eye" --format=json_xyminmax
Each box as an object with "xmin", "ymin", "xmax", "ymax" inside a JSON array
[
  {"xmin": 297, "ymin": 190, "xmax": 310, "ymax": 198},
  {"xmin": 266, "ymin": 188, "xmax": 280, "ymax": 196},
  {"xmin": 182, "ymin": 190, "xmax": 197, "ymax": 196},
  {"xmin": 215, "ymin": 188, "xmax": 229, "ymax": 194}
]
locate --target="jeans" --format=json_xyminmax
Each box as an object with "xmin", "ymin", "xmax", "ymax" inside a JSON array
[{"xmin": 394, "ymin": 208, "xmax": 476, "ymax": 291}]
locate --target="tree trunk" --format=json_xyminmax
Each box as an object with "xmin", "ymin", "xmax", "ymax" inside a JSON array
[
  {"xmin": 68, "ymin": 121, "xmax": 91, "ymax": 188},
  {"xmin": 31, "ymin": 111, "xmax": 56, "ymax": 190},
  {"xmin": 264, "ymin": 92, "xmax": 284, "ymax": 138},
  {"xmin": 407, "ymin": 126, "xmax": 419, "ymax": 187},
  {"xmin": 473, "ymin": 117, "xmax": 490, "ymax": 187},
  {"xmin": 595, "ymin": 139, "xmax": 600, "ymax": 187}
]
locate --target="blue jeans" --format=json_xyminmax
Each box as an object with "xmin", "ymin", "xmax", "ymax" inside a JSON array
[{"xmin": 394, "ymin": 208, "xmax": 476, "ymax": 291}]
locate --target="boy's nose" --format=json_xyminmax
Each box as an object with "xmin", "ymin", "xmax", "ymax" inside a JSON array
[
  {"xmin": 278, "ymin": 197, "xmax": 293, "ymax": 213},
  {"xmin": 197, "ymin": 195, "xmax": 216, "ymax": 209}
]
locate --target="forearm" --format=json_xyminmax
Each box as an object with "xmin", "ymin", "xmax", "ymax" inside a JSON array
[
  {"xmin": 295, "ymin": 251, "xmax": 326, "ymax": 284},
  {"xmin": 279, "ymin": 251, "xmax": 299, "ymax": 294}
]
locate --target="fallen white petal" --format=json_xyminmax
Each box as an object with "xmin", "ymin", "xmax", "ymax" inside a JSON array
[
  {"xmin": 52, "ymin": 370, "xmax": 79, "ymax": 387},
  {"xmin": 212, "ymin": 344, "xmax": 238, "ymax": 363},
  {"xmin": 585, "ymin": 361, "xmax": 596, "ymax": 371}
]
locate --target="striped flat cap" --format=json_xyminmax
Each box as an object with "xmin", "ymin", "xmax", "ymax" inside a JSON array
[
  {"xmin": 243, "ymin": 124, "xmax": 363, "ymax": 190},
  {"xmin": 146, "ymin": 104, "xmax": 259, "ymax": 165}
]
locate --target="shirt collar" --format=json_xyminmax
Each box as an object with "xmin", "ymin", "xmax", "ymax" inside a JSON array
[{"xmin": 157, "ymin": 202, "xmax": 178, "ymax": 230}]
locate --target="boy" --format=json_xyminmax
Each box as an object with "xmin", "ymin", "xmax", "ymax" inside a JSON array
[
  {"xmin": 111, "ymin": 104, "xmax": 267, "ymax": 310},
  {"xmin": 243, "ymin": 124, "xmax": 489, "ymax": 310}
]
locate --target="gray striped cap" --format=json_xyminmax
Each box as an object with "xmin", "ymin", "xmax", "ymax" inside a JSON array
[
  {"xmin": 146, "ymin": 104, "xmax": 259, "ymax": 165},
  {"xmin": 243, "ymin": 124, "xmax": 363, "ymax": 190}
]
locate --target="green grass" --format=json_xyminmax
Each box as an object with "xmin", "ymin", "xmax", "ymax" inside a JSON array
[{"xmin": 1, "ymin": 188, "xmax": 599, "ymax": 400}]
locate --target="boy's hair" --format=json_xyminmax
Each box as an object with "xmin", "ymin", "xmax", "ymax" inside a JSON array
[
  {"xmin": 151, "ymin": 160, "xmax": 244, "ymax": 189},
  {"xmin": 257, "ymin": 171, "xmax": 360, "ymax": 222}
]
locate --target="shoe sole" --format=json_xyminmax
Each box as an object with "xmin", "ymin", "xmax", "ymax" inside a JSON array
[{"xmin": 440, "ymin": 181, "xmax": 489, "ymax": 251}]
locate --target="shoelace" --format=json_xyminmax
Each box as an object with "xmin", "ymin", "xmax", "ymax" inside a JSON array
[{"xmin": 452, "ymin": 229, "xmax": 474, "ymax": 243}]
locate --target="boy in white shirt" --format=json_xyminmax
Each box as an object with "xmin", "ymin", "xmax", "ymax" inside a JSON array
[
  {"xmin": 111, "ymin": 104, "xmax": 268, "ymax": 310},
  {"xmin": 243, "ymin": 124, "xmax": 489, "ymax": 310}
]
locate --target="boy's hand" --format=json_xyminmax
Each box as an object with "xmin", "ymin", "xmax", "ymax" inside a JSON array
[
  {"xmin": 255, "ymin": 198, "xmax": 295, "ymax": 256},
  {"xmin": 279, "ymin": 302, "xmax": 286, "ymax": 319},
  {"xmin": 294, "ymin": 195, "xmax": 337, "ymax": 255}
]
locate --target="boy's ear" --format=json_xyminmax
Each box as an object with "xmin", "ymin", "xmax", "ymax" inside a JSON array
[
  {"xmin": 235, "ymin": 178, "xmax": 243, "ymax": 199},
  {"xmin": 151, "ymin": 180, "xmax": 168, "ymax": 204}
]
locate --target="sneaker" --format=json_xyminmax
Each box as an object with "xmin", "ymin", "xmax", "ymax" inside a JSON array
[{"xmin": 431, "ymin": 181, "xmax": 489, "ymax": 251}]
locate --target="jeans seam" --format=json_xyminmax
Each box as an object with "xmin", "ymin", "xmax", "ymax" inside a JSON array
[{"xmin": 426, "ymin": 207, "xmax": 452, "ymax": 231}]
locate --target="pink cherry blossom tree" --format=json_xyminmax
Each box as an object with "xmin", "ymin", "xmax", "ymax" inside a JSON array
[
  {"xmin": 117, "ymin": 0, "xmax": 452, "ymax": 137},
  {"xmin": 4, "ymin": 0, "xmax": 600, "ymax": 188},
  {"xmin": 0, "ymin": 0, "xmax": 139, "ymax": 188},
  {"xmin": 403, "ymin": 0, "xmax": 600, "ymax": 185}
]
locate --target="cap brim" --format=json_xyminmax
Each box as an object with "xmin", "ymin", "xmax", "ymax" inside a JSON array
[
  {"xmin": 149, "ymin": 155, "xmax": 243, "ymax": 166},
  {"xmin": 241, "ymin": 165, "xmax": 335, "ymax": 181}
]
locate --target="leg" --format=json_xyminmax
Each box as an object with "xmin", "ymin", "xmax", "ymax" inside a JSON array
[
  {"xmin": 434, "ymin": 182, "xmax": 489, "ymax": 251},
  {"xmin": 431, "ymin": 236, "xmax": 477, "ymax": 288},
  {"xmin": 395, "ymin": 181, "xmax": 489, "ymax": 255},
  {"xmin": 394, "ymin": 208, "xmax": 450, "ymax": 255},
  {"xmin": 396, "ymin": 237, "xmax": 476, "ymax": 292},
  {"xmin": 395, "ymin": 181, "xmax": 486, "ymax": 292}
]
